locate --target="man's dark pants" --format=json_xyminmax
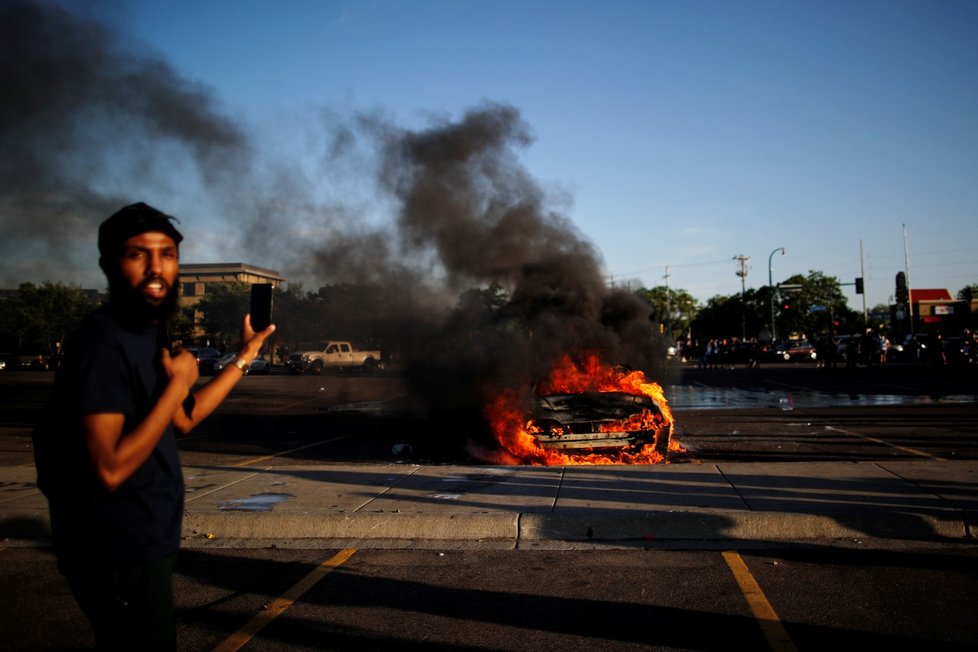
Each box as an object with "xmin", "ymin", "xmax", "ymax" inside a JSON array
[{"xmin": 64, "ymin": 555, "xmax": 176, "ymax": 651}]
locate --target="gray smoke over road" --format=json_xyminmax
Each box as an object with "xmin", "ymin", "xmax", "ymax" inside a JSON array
[
  {"xmin": 2, "ymin": 1, "xmax": 664, "ymax": 455},
  {"xmin": 0, "ymin": 0, "xmax": 251, "ymax": 284},
  {"xmin": 360, "ymin": 105, "xmax": 664, "ymax": 452}
]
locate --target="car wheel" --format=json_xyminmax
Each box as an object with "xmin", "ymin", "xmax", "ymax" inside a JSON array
[{"xmin": 311, "ymin": 360, "xmax": 324, "ymax": 375}]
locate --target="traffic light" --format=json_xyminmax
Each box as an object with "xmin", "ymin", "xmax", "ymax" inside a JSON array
[
  {"xmin": 895, "ymin": 272, "xmax": 909, "ymax": 303},
  {"xmin": 855, "ymin": 277, "xmax": 864, "ymax": 294}
]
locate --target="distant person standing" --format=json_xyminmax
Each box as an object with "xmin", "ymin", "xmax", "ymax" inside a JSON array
[
  {"xmin": 930, "ymin": 332, "xmax": 948, "ymax": 366},
  {"xmin": 964, "ymin": 329, "xmax": 977, "ymax": 366},
  {"xmin": 32, "ymin": 203, "xmax": 275, "ymax": 650}
]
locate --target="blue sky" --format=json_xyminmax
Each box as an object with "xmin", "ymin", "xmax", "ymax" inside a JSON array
[{"xmin": 86, "ymin": 1, "xmax": 978, "ymax": 308}]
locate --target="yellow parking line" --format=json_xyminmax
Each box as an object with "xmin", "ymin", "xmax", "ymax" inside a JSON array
[
  {"xmin": 212, "ymin": 548, "xmax": 357, "ymax": 652},
  {"xmin": 722, "ymin": 551, "xmax": 797, "ymax": 652}
]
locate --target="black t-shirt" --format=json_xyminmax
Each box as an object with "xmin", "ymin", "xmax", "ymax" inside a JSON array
[{"xmin": 34, "ymin": 307, "xmax": 185, "ymax": 569}]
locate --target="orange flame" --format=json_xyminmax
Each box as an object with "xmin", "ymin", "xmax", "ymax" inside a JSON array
[{"xmin": 486, "ymin": 353, "xmax": 681, "ymax": 465}]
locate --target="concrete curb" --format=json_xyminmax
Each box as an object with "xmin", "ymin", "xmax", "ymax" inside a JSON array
[
  {"xmin": 177, "ymin": 508, "xmax": 972, "ymax": 547},
  {"xmin": 183, "ymin": 511, "xmax": 519, "ymax": 542},
  {"xmin": 518, "ymin": 510, "xmax": 969, "ymax": 542},
  {"xmin": 3, "ymin": 507, "xmax": 971, "ymax": 549}
]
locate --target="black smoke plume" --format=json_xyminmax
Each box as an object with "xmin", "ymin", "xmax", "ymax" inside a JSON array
[
  {"xmin": 0, "ymin": 0, "xmax": 248, "ymax": 284},
  {"xmin": 364, "ymin": 105, "xmax": 665, "ymax": 454},
  {"xmin": 2, "ymin": 1, "xmax": 666, "ymax": 459}
]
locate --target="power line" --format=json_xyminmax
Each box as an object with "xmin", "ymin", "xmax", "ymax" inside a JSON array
[{"xmin": 609, "ymin": 257, "xmax": 732, "ymax": 279}]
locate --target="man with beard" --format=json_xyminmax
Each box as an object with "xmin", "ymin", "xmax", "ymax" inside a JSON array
[{"xmin": 33, "ymin": 202, "xmax": 275, "ymax": 651}]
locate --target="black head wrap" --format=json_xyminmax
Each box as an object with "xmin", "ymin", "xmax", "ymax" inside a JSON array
[{"xmin": 98, "ymin": 202, "xmax": 183, "ymax": 258}]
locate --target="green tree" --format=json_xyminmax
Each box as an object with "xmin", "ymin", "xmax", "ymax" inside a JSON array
[
  {"xmin": 867, "ymin": 303, "xmax": 892, "ymax": 332},
  {"xmin": 309, "ymin": 284, "xmax": 393, "ymax": 344},
  {"xmin": 0, "ymin": 282, "xmax": 98, "ymax": 351},
  {"xmin": 689, "ymin": 271, "xmax": 858, "ymax": 342},
  {"xmin": 776, "ymin": 271, "xmax": 855, "ymax": 337},
  {"xmin": 458, "ymin": 283, "xmax": 510, "ymax": 317},
  {"xmin": 195, "ymin": 282, "xmax": 250, "ymax": 349},
  {"xmin": 957, "ymin": 284, "xmax": 978, "ymax": 302},
  {"xmin": 741, "ymin": 286, "xmax": 774, "ymax": 339},
  {"xmin": 169, "ymin": 303, "xmax": 196, "ymax": 344},
  {"xmin": 689, "ymin": 289, "xmax": 774, "ymax": 342},
  {"xmin": 268, "ymin": 283, "xmax": 312, "ymax": 345},
  {"xmin": 271, "ymin": 283, "xmax": 401, "ymax": 352},
  {"xmin": 689, "ymin": 294, "xmax": 739, "ymax": 340},
  {"xmin": 634, "ymin": 286, "xmax": 699, "ymax": 341},
  {"xmin": 444, "ymin": 283, "xmax": 516, "ymax": 340}
]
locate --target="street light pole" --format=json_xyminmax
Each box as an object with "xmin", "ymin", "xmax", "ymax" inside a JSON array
[{"xmin": 768, "ymin": 247, "xmax": 785, "ymax": 341}]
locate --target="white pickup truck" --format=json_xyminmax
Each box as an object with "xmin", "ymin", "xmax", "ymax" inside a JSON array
[{"xmin": 286, "ymin": 341, "xmax": 383, "ymax": 374}]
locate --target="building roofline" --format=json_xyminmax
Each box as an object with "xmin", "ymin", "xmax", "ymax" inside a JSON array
[
  {"xmin": 179, "ymin": 262, "xmax": 287, "ymax": 282},
  {"xmin": 909, "ymin": 288, "xmax": 953, "ymax": 302}
]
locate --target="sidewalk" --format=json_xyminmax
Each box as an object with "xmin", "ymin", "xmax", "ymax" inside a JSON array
[{"xmin": 2, "ymin": 460, "xmax": 975, "ymax": 548}]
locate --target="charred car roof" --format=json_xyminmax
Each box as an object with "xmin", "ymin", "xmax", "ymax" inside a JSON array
[{"xmin": 529, "ymin": 391, "xmax": 671, "ymax": 452}]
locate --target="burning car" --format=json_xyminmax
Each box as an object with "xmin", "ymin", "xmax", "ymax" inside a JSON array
[
  {"xmin": 487, "ymin": 353, "xmax": 677, "ymax": 465},
  {"xmin": 529, "ymin": 391, "xmax": 670, "ymax": 454}
]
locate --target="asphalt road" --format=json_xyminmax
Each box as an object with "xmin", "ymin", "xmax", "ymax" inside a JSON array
[
  {"xmin": 186, "ymin": 363, "xmax": 978, "ymax": 467},
  {"xmin": 3, "ymin": 543, "xmax": 977, "ymax": 651},
  {"xmin": 2, "ymin": 363, "xmax": 977, "ymax": 467},
  {"xmin": 2, "ymin": 364, "xmax": 976, "ymax": 651}
]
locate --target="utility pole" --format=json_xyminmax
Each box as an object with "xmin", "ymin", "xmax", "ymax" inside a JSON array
[
  {"xmin": 663, "ymin": 265, "xmax": 671, "ymax": 342},
  {"xmin": 734, "ymin": 255, "xmax": 750, "ymax": 340},
  {"xmin": 768, "ymin": 247, "xmax": 785, "ymax": 341},
  {"xmin": 903, "ymin": 224, "xmax": 914, "ymax": 338}
]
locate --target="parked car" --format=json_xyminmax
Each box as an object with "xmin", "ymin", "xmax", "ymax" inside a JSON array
[
  {"xmin": 287, "ymin": 341, "xmax": 383, "ymax": 374},
  {"xmin": 248, "ymin": 356, "xmax": 272, "ymax": 374},
  {"xmin": 11, "ymin": 348, "xmax": 54, "ymax": 370},
  {"xmin": 185, "ymin": 346, "xmax": 222, "ymax": 373},
  {"xmin": 776, "ymin": 340, "xmax": 817, "ymax": 362},
  {"xmin": 210, "ymin": 352, "xmax": 272, "ymax": 374}
]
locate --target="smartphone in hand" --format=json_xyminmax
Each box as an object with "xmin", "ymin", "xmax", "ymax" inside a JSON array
[{"xmin": 250, "ymin": 283, "xmax": 273, "ymax": 331}]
